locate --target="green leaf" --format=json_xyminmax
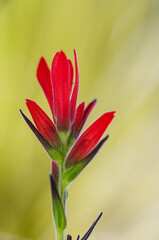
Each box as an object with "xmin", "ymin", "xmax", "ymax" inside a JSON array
[
  {"xmin": 62, "ymin": 161, "xmax": 86, "ymax": 187},
  {"xmin": 48, "ymin": 148, "xmax": 62, "ymax": 163},
  {"xmin": 50, "ymin": 175, "xmax": 67, "ymax": 230}
]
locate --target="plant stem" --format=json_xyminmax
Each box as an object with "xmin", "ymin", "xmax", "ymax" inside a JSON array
[
  {"xmin": 55, "ymin": 135, "xmax": 68, "ymax": 240},
  {"xmin": 56, "ymin": 229, "xmax": 65, "ymax": 240}
]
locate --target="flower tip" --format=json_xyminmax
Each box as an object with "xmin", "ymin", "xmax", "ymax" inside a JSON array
[
  {"xmin": 39, "ymin": 57, "xmax": 45, "ymax": 64},
  {"xmin": 102, "ymin": 111, "xmax": 116, "ymax": 125},
  {"xmin": 106, "ymin": 111, "xmax": 116, "ymax": 118},
  {"xmin": 53, "ymin": 51, "xmax": 60, "ymax": 58},
  {"xmin": 112, "ymin": 111, "xmax": 116, "ymax": 117},
  {"xmin": 37, "ymin": 57, "xmax": 47, "ymax": 76},
  {"xmin": 59, "ymin": 50, "xmax": 67, "ymax": 58},
  {"xmin": 25, "ymin": 99, "xmax": 34, "ymax": 106},
  {"xmin": 73, "ymin": 49, "xmax": 78, "ymax": 60},
  {"xmin": 92, "ymin": 98, "xmax": 97, "ymax": 105}
]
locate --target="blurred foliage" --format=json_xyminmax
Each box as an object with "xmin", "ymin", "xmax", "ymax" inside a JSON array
[{"xmin": 0, "ymin": 0, "xmax": 159, "ymax": 239}]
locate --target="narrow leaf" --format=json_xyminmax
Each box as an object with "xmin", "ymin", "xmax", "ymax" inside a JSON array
[
  {"xmin": 50, "ymin": 175, "xmax": 67, "ymax": 230},
  {"xmin": 81, "ymin": 212, "xmax": 103, "ymax": 240}
]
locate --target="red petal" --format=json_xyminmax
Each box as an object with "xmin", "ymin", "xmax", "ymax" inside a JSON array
[
  {"xmin": 75, "ymin": 99, "xmax": 97, "ymax": 138},
  {"xmin": 20, "ymin": 109, "xmax": 52, "ymax": 151},
  {"xmin": 70, "ymin": 102, "xmax": 85, "ymax": 138},
  {"xmin": 26, "ymin": 99, "xmax": 60, "ymax": 147},
  {"xmin": 37, "ymin": 57, "xmax": 54, "ymax": 116},
  {"xmin": 65, "ymin": 135, "xmax": 109, "ymax": 169},
  {"xmin": 66, "ymin": 111, "xmax": 115, "ymax": 165},
  {"xmin": 70, "ymin": 49, "xmax": 79, "ymax": 123},
  {"xmin": 51, "ymin": 52, "xmax": 60, "ymax": 124},
  {"xmin": 68, "ymin": 59, "xmax": 74, "ymax": 96},
  {"xmin": 51, "ymin": 51, "xmax": 70, "ymax": 131}
]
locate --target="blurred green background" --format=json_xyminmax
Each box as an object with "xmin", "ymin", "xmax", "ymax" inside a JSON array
[{"xmin": 0, "ymin": 0, "xmax": 159, "ymax": 239}]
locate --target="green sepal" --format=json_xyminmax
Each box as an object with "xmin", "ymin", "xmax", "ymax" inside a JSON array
[
  {"xmin": 63, "ymin": 136, "xmax": 109, "ymax": 187},
  {"xmin": 50, "ymin": 175, "xmax": 67, "ymax": 230},
  {"xmin": 62, "ymin": 161, "xmax": 86, "ymax": 188},
  {"xmin": 58, "ymin": 131, "xmax": 69, "ymax": 144},
  {"xmin": 67, "ymin": 135, "xmax": 75, "ymax": 150},
  {"xmin": 48, "ymin": 149, "xmax": 62, "ymax": 163}
]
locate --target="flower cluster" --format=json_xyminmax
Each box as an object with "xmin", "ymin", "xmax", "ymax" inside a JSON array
[{"xmin": 20, "ymin": 50, "xmax": 115, "ymax": 236}]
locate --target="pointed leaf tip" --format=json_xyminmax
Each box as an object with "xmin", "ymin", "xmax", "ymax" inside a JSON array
[
  {"xmin": 20, "ymin": 109, "xmax": 52, "ymax": 151},
  {"xmin": 81, "ymin": 212, "xmax": 103, "ymax": 240}
]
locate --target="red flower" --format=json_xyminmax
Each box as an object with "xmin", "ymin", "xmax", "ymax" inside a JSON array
[{"xmin": 21, "ymin": 50, "xmax": 115, "ymax": 167}]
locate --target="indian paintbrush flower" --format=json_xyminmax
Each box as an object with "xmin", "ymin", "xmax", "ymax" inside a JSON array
[{"xmin": 20, "ymin": 50, "xmax": 115, "ymax": 240}]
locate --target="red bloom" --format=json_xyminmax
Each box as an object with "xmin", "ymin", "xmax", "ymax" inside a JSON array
[
  {"xmin": 21, "ymin": 50, "xmax": 115, "ymax": 166},
  {"xmin": 65, "ymin": 112, "xmax": 115, "ymax": 168},
  {"xmin": 26, "ymin": 99, "xmax": 60, "ymax": 148},
  {"xmin": 20, "ymin": 50, "xmax": 116, "ymax": 238}
]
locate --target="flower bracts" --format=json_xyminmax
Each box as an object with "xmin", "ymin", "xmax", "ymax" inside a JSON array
[
  {"xmin": 20, "ymin": 50, "xmax": 115, "ymax": 233},
  {"xmin": 21, "ymin": 50, "xmax": 115, "ymax": 167}
]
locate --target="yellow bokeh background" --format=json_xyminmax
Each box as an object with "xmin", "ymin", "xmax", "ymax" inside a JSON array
[{"xmin": 0, "ymin": 0, "xmax": 159, "ymax": 239}]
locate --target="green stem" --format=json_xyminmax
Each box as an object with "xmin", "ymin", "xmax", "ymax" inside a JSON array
[
  {"xmin": 54, "ymin": 167, "xmax": 66, "ymax": 240},
  {"xmin": 56, "ymin": 229, "xmax": 65, "ymax": 240},
  {"xmin": 55, "ymin": 133, "xmax": 68, "ymax": 240}
]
